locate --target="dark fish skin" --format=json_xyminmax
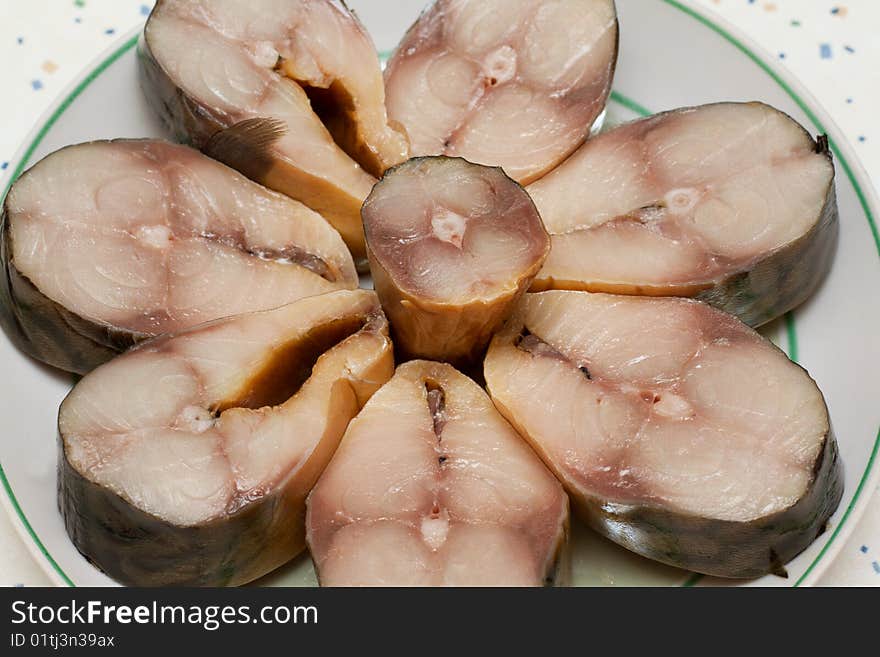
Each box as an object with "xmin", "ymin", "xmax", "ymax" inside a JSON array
[
  {"xmin": 1, "ymin": 137, "xmax": 356, "ymax": 374},
  {"xmin": 694, "ymin": 179, "xmax": 838, "ymax": 328},
  {"xmin": 57, "ymin": 416, "xmax": 335, "ymax": 587},
  {"xmin": 136, "ymin": 27, "xmax": 226, "ymax": 151},
  {"xmin": 571, "ymin": 428, "xmax": 842, "ymax": 579},
  {"xmin": 530, "ymin": 104, "xmax": 839, "ymax": 329},
  {"xmin": 532, "ymin": 182, "xmax": 838, "ymax": 328},
  {"xmin": 137, "ymin": 27, "xmax": 284, "ymax": 196},
  {"xmin": 487, "ymin": 307, "xmax": 845, "ymax": 579},
  {"xmin": 0, "ymin": 204, "xmax": 146, "ymax": 374},
  {"xmin": 58, "ymin": 297, "xmax": 393, "ymax": 586},
  {"xmin": 137, "ymin": 13, "xmax": 370, "ymax": 262},
  {"xmin": 492, "ymin": 384, "xmax": 843, "ymax": 579}
]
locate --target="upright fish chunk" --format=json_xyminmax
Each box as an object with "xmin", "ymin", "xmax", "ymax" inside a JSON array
[
  {"xmin": 527, "ymin": 102, "xmax": 838, "ymax": 327},
  {"xmin": 484, "ymin": 291, "xmax": 842, "ymax": 578},
  {"xmin": 306, "ymin": 360, "xmax": 569, "ymax": 586},
  {"xmin": 363, "ymin": 156, "xmax": 550, "ymax": 366},
  {"xmin": 58, "ymin": 290, "xmax": 393, "ymax": 586},
  {"xmin": 384, "ymin": 0, "xmax": 618, "ymax": 184},
  {"xmin": 0, "ymin": 140, "xmax": 357, "ymax": 374},
  {"xmin": 141, "ymin": 0, "xmax": 409, "ymax": 260}
]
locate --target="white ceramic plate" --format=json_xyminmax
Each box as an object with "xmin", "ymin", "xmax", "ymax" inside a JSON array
[{"xmin": 1, "ymin": 0, "xmax": 878, "ymax": 587}]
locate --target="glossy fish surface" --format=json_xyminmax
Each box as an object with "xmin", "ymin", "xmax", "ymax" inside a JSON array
[
  {"xmin": 527, "ymin": 102, "xmax": 838, "ymax": 327},
  {"xmin": 307, "ymin": 360, "xmax": 569, "ymax": 586},
  {"xmin": 141, "ymin": 0, "xmax": 409, "ymax": 259},
  {"xmin": 58, "ymin": 290, "xmax": 393, "ymax": 586},
  {"xmin": 484, "ymin": 290, "xmax": 842, "ymax": 578},
  {"xmin": 363, "ymin": 156, "xmax": 549, "ymax": 366},
  {"xmin": 384, "ymin": 0, "xmax": 618, "ymax": 184},
  {"xmin": 1, "ymin": 139, "xmax": 356, "ymax": 374}
]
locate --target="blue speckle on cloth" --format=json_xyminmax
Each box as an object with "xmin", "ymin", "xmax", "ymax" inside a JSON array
[
  {"xmin": 862, "ymin": 545, "xmax": 870, "ymax": 553},
  {"xmin": 140, "ymin": 4, "xmax": 150, "ymax": 15},
  {"xmin": 778, "ymin": 52, "xmax": 787, "ymax": 59},
  {"xmin": 30, "ymin": 79, "xmax": 43, "ymax": 91},
  {"xmin": 16, "ymin": 36, "xmax": 23, "ymax": 45},
  {"xmin": 0, "ymin": 162, "xmax": 7, "ymax": 171},
  {"xmin": 820, "ymin": 43, "xmax": 832, "ymax": 59},
  {"xmin": 104, "ymin": 28, "xmax": 115, "ymax": 35},
  {"xmin": 844, "ymin": 45, "xmax": 855, "ymax": 53},
  {"xmin": 858, "ymin": 136, "xmax": 866, "ymax": 143},
  {"xmin": 873, "ymin": 561, "xmax": 880, "ymax": 574}
]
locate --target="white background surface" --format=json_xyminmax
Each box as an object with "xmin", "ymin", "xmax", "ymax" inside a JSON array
[{"xmin": 0, "ymin": 0, "xmax": 876, "ymax": 586}]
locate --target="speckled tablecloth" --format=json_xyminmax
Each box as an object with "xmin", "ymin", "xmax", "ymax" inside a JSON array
[{"xmin": 0, "ymin": 0, "xmax": 877, "ymax": 587}]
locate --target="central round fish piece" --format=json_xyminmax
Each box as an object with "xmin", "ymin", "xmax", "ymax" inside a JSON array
[{"xmin": 362, "ymin": 156, "xmax": 550, "ymax": 364}]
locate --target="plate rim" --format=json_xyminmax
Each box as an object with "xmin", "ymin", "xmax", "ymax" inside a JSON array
[
  {"xmin": 662, "ymin": 0, "xmax": 880, "ymax": 588},
  {"xmin": 1, "ymin": 0, "xmax": 878, "ymax": 587},
  {"xmin": 0, "ymin": 28, "xmax": 143, "ymax": 588}
]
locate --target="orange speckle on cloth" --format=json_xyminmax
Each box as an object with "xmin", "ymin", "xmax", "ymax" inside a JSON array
[{"xmin": 41, "ymin": 60, "xmax": 58, "ymax": 74}]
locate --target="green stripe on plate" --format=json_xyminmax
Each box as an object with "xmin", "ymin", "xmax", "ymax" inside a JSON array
[
  {"xmin": 610, "ymin": 91, "xmax": 801, "ymax": 587},
  {"xmin": 661, "ymin": 0, "xmax": 880, "ymax": 588},
  {"xmin": 0, "ymin": 34, "xmax": 139, "ymax": 204},
  {"xmin": 0, "ymin": 462, "xmax": 74, "ymax": 587},
  {"xmin": 0, "ymin": 32, "xmax": 140, "ymax": 589},
  {"xmin": 663, "ymin": 0, "xmax": 880, "ymax": 259},
  {"xmin": 795, "ymin": 428, "xmax": 880, "ymax": 586}
]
